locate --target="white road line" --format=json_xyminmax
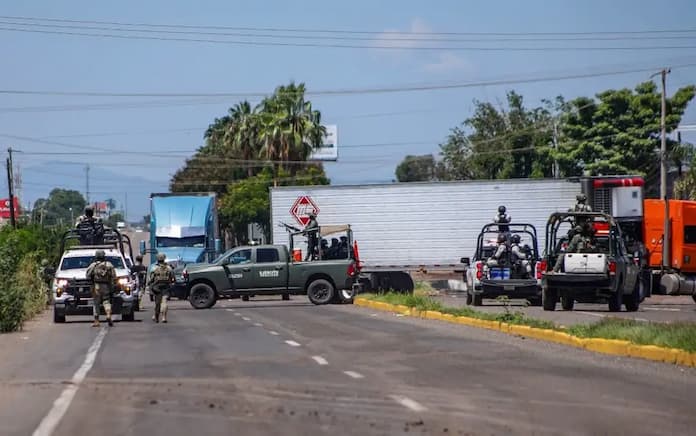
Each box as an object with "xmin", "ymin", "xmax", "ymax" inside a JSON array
[
  {"xmin": 225, "ymin": 309, "xmax": 235, "ymax": 312},
  {"xmin": 635, "ymin": 318, "xmax": 649, "ymax": 322},
  {"xmin": 253, "ymin": 322, "xmax": 263, "ymax": 327},
  {"xmin": 233, "ymin": 313, "xmax": 242, "ymax": 316},
  {"xmin": 577, "ymin": 312, "xmax": 606, "ymax": 318},
  {"xmin": 312, "ymin": 356, "xmax": 329, "ymax": 365},
  {"xmin": 242, "ymin": 317, "xmax": 251, "ymax": 321},
  {"xmin": 285, "ymin": 340, "xmax": 301, "ymax": 347},
  {"xmin": 389, "ymin": 395, "xmax": 427, "ymax": 412},
  {"xmin": 343, "ymin": 371, "xmax": 364, "ymax": 379},
  {"xmin": 33, "ymin": 328, "xmax": 107, "ymax": 436},
  {"xmin": 644, "ymin": 307, "xmax": 681, "ymax": 312},
  {"xmin": 269, "ymin": 331, "xmax": 279, "ymax": 336}
]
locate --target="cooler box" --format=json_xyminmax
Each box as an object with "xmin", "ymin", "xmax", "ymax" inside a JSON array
[
  {"xmin": 564, "ymin": 253, "xmax": 607, "ymax": 273},
  {"xmin": 292, "ymin": 249, "xmax": 302, "ymax": 262},
  {"xmin": 489, "ymin": 268, "xmax": 511, "ymax": 280}
]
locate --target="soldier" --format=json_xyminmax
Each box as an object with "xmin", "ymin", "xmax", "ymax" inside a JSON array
[
  {"xmin": 75, "ymin": 206, "xmax": 105, "ymax": 245},
  {"xmin": 571, "ymin": 194, "xmax": 592, "ymax": 212},
  {"xmin": 304, "ymin": 212, "xmax": 320, "ymax": 261},
  {"xmin": 148, "ymin": 253, "xmax": 175, "ymax": 323},
  {"xmin": 553, "ymin": 224, "xmax": 593, "ymax": 272},
  {"xmin": 510, "ymin": 234, "xmax": 532, "ymax": 277},
  {"xmin": 86, "ymin": 250, "xmax": 116, "ymax": 327},
  {"xmin": 39, "ymin": 259, "xmax": 55, "ymax": 305},
  {"xmin": 494, "ymin": 205, "xmax": 511, "ymax": 234},
  {"xmin": 130, "ymin": 254, "xmax": 148, "ymax": 308},
  {"xmin": 486, "ymin": 233, "xmax": 509, "ymax": 268}
]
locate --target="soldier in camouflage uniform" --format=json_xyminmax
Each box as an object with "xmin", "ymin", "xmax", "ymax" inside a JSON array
[
  {"xmin": 148, "ymin": 253, "xmax": 175, "ymax": 323},
  {"xmin": 86, "ymin": 250, "xmax": 116, "ymax": 327},
  {"xmin": 553, "ymin": 224, "xmax": 594, "ymax": 272},
  {"xmin": 571, "ymin": 194, "xmax": 592, "ymax": 212}
]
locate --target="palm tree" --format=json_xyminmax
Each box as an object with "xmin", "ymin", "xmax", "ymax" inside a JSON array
[{"xmin": 226, "ymin": 101, "xmax": 259, "ymax": 177}]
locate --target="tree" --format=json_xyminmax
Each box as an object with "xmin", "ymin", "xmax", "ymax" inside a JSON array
[
  {"xmin": 395, "ymin": 155, "xmax": 437, "ymax": 182},
  {"xmin": 32, "ymin": 189, "xmax": 86, "ymax": 227},
  {"xmin": 556, "ymin": 81, "xmax": 696, "ymax": 195},
  {"xmin": 436, "ymin": 91, "xmax": 557, "ymax": 181}
]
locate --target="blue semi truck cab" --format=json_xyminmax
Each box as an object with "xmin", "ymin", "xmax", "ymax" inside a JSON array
[{"xmin": 140, "ymin": 193, "xmax": 221, "ymax": 298}]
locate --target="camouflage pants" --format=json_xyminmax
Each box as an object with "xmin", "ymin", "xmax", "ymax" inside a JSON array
[
  {"xmin": 92, "ymin": 283, "xmax": 112, "ymax": 317},
  {"xmin": 153, "ymin": 285, "xmax": 170, "ymax": 319}
]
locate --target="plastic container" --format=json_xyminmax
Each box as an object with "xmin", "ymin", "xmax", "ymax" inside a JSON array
[
  {"xmin": 490, "ymin": 268, "xmax": 511, "ymax": 280},
  {"xmin": 292, "ymin": 249, "xmax": 302, "ymax": 262}
]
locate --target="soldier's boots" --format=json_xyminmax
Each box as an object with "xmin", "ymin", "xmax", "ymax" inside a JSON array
[
  {"xmin": 106, "ymin": 309, "xmax": 113, "ymax": 327},
  {"xmin": 153, "ymin": 312, "xmax": 159, "ymax": 323},
  {"xmin": 92, "ymin": 317, "xmax": 100, "ymax": 327},
  {"xmin": 161, "ymin": 310, "xmax": 167, "ymax": 324}
]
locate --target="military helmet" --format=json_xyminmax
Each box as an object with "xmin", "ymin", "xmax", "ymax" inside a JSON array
[
  {"xmin": 40, "ymin": 258, "xmax": 49, "ymax": 267},
  {"xmin": 95, "ymin": 250, "xmax": 105, "ymax": 260},
  {"xmin": 497, "ymin": 233, "xmax": 507, "ymax": 243},
  {"xmin": 156, "ymin": 253, "xmax": 166, "ymax": 263},
  {"xmin": 498, "ymin": 205, "xmax": 506, "ymax": 214},
  {"xmin": 308, "ymin": 211, "xmax": 317, "ymax": 218},
  {"xmin": 573, "ymin": 225, "xmax": 583, "ymax": 234},
  {"xmin": 576, "ymin": 193, "xmax": 587, "ymax": 203},
  {"xmin": 84, "ymin": 206, "xmax": 94, "ymax": 216},
  {"xmin": 135, "ymin": 254, "xmax": 143, "ymax": 262},
  {"xmin": 510, "ymin": 234, "xmax": 521, "ymax": 244}
]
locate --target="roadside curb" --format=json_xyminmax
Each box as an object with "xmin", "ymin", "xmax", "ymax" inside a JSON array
[{"xmin": 354, "ymin": 298, "xmax": 696, "ymax": 368}]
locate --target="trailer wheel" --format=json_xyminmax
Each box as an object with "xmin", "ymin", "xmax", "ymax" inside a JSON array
[
  {"xmin": 542, "ymin": 288, "xmax": 557, "ymax": 311},
  {"xmin": 189, "ymin": 283, "xmax": 216, "ymax": 309},
  {"xmin": 307, "ymin": 279, "xmax": 335, "ymax": 305}
]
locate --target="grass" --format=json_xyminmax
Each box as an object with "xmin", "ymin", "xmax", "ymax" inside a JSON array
[
  {"xmin": 360, "ymin": 292, "xmax": 696, "ymax": 353},
  {"xmin": 568, "ymin": 319, "xmax": 696, "ymax": 353}
]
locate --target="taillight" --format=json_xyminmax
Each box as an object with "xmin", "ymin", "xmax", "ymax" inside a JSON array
[
  {"xmin": 608, "ymin": 261, "xmax": 616, "ymax": 275},
  {"xmin": 347, "ymin": 263, "xmax": 356, "ymax": 277},
  {"xmin": 537, "ymin": 260, "xmax": 547, "ymax": 279},
  {"xmin": 475, "ymin": 262, "xmax": 483, "ymax": 280}
]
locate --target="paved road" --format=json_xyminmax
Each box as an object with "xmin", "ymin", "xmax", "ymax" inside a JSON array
[
  {"xmin": 433, "ymin": 292, "xmax": 696, "ymax": 326},
  {"xmin": 2, "ymin": 297, "xmax": 695, "ymax": 435}
]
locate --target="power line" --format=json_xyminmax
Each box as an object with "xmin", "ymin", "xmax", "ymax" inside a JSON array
[
  {"xmin": 2, "ymin": 62, "xmax": 696, "ymax": 99},
  {"xmin": 3, "ymin": 15, "xmax": 696, "ymax": 37}
]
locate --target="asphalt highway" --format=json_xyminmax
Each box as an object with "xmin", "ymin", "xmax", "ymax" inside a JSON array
[{"xmin": 2, "ymin": 297, "xmax": 695, "ymax": 435}]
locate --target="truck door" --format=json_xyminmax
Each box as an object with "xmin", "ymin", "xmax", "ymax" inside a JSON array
[
  {"xmin": 222, "ymin": 248, "xmax": 254, "ymax": 290},
  {"xmin": 616, "ymin": 235, "xmax": 638, "ymax": 293},
  {"xmin": 252, "ymin": 248, "xmax": 288, "ymax": 289}
]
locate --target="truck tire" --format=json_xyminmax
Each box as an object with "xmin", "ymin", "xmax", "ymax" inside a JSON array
[
  {"xmin": 122, "ymin": 311, "xmax": 135, "ymax": 322},
  {"xmin": 54, "ymin": 310, "xmax": 65, "ymax": 323},
  {"xmin": 608, "ymin": 287, "xmax": 623, "ymax": 312},
  {"xmin": 624, "ymin": 280, "xmax": 641, "ymax": 312},
  {"xmin": 693, "ymin": 294, "xmax": 696, "ymax": 304},
  {"xmin": 542, "ymin": 288, "xmax": 557, "ymax": 311},
  {"xmin": 466, "ymin": 292, "xmax": 473, "ymax": 305},
  {"xmin": 282, "ymin": 293, "xmax": 290, "ymax": 301},
  {"xmin": 189, "ymin": 283, "xmax": 216, "ymax": 309},
  {"xmin": 242, "ymin": 295, "xmax": 250, "ymax": 302},
  {"xmin": 307, "ymin": 279, "xmax": 335, "ymax": 305},
  {"xmin": 561, "ymin": 296, "xmax": 575, "ymax": 311},
  {"xmin": 472, "ymin": 294, "xmax": 483, "ymax": 306}
]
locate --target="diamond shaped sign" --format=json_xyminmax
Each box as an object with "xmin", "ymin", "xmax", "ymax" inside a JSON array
[{"xmin": 290, "ymin": 195, "xmax": 320, "ymax": 227}]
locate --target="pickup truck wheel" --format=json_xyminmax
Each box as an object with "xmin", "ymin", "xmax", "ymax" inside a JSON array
[
  {"xmin": 472, "ymin": 294, "xmax": 483, "ymax": 306},
  {"xmin": 624, "ymin": 280, "xmax": 641, "ymax": 312},
  {"xmin": 561, "ymin": 296, "xmax": 575, "ymax": 311},
  {"xmin": 122, "ymin": 311, "xmax": 135, "ymax": 322},
  {"xmin": 282, "ymin": 293, "xmax": 290, "ymax": 301},
  {"xmin": 53, "ymin": 311, "xmax": 65, "ymax": 323},
  {"xmin": 608, "ymin": 287, "xmax": 623, "ymax": 312},
  {"xmin": 466, "ymin": 292, "xmax": 473, "ymax": 305},
  {"xmin": 189, "ymin": 283, "xmax": 216, "ymax": 309},
  {"xmin": 693, "ymin": 294, "xmax": 696, "ymax": 304},
  {"xmin": 307, "ymin": 279, "xmax": 335, "ymax": 305},
  {"xmin": 242, "ymin": 295, "xmax": 250, "ymax": 302},
  {"xmin": 542, "ymin": 288, "xmax": 557, "ymax": 311}
]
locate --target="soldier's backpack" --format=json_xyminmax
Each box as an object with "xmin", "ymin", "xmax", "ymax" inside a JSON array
[
  {"xmin": 93, "ymin": 261, "xmax": 111, "ymax": 283},
  {"xmin": 152, "ymin": 264, "xmax": 171, "ymax": 285}
]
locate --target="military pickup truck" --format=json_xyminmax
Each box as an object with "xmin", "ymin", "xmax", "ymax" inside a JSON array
[
  {"xmin": 540, "ymin": 212, "xmax": 644, "ymax": 312},
  {"xmin": 182, "ymin": 243, "xmax": 360, "ymax": 308},
  {"xmin": 462, "ymin": 223, "xmax": 541, "ymax": 306}
]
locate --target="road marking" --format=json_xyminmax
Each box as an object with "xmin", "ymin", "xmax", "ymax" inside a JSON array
[
  {"xmin": 312, "ymin": 356, "xmax": 329, "ymax": 365},
  {"xmin": 233, "ymin": 312, "xmax": 242, "ymax": 316},
  {"xmin": 254, "ymin": 322, "xmax": 263, "ymax": 327},
  {"xmin": 269, "ymin": 331, "xmax": 279, "ymax": 336},
  {"xmin": 343, "ymin": 371, "xmax": 364, "ymax": 379},
  {"xmin": 285, "ymin": 340, "xmax": 301, "ymax": 347},
  {"xmin": 635, "ymin": 318, "xmax": 649, "ymax": 322},
  {"xmin": 33, "ymin": 328, "xmax": 107, "ymax": 436},
  {"xmin": 577, "ymin": 312, "xmax": 606, "ymax": 318},
  {"xmin": 389, "ymin": 395, "xmax": 427, "ymax": 412},
  {"xmin": 225, "ymin": 309, "xmax": 235, "ymax": 312},
  {"xmin": 242, "ymin": 317, "xmax": 251, "ymax": 321},
  {"xmin": 644, "ymin": 307, "xmax": 681, "ymax": 312}
]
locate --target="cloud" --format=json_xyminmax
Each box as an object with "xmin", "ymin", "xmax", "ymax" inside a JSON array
[
  {"xmin": 422, "ymin": 52, "xmax": 471, "ymax": 74},
  {"xmin": 372, "ymin": 18, "xmax": 432, "ymax": 50}
]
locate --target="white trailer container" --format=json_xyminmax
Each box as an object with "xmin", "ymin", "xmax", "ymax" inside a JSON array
[{"xmin": 270, "ymin": 179, "xmax": 582, "ymax": 273}]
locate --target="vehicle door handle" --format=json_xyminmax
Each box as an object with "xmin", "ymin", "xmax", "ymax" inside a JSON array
[{"xmin": 242, "ymin": 268, "xmax": 251, "ymax": 272}]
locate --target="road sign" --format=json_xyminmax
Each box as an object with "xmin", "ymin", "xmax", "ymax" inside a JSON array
[{"xmin": 290, "ymin": 195, "xmax": 319, "ymax": 227}]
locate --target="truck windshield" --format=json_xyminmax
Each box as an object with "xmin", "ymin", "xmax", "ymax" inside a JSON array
[
  {"xmin": 61, "ymin": 256, "xmax": 125, "ymax": 270},
  {"xmin": 156, "ymin": 236, "xmax": 205, "ymax": 248}
]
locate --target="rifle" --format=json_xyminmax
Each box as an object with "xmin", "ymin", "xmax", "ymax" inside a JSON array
[{"xmin": 278, "ymin": 221, "xmax": 301, "ymax": 233}]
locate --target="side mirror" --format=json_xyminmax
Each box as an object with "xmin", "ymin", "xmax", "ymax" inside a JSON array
[
  {"xmin": 460, "ymin": 257, "xmax": 470, "ymax": 265},
  {"xmin": 139, "ymin": 240, "xmax": 146, "ymax": 255},
  {"xmin": 215, "ymin": 238, "xmax": 222, "ymax": 254}
]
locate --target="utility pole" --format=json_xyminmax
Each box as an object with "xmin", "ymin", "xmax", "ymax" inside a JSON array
[
  {"xmin": 85, "ymin": 165, "xmax": 90, "ymax": 205},
  {"xmin": 6, "ymin": 148, "xmax": 16, "ymax": 228},
  {"xmin": 552, "ymin": 120, "xmax": 560, "ymax": 178},
  {"xmin": 124, "ymin": 192, "xmax": 128, "ymax": 223},
  {"xmin": 659, "ymin": 68, "xmax": 671, "ymax": 270}
]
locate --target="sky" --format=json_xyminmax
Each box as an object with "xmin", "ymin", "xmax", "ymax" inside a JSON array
[{"xmin": 1, "ymin": 0, "xmax": 695, "ymax": 221}]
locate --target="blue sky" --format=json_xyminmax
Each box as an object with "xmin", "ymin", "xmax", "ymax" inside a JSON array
[{"xmin": 1, "ymin": 0, "xmax": 695, "ymax": 220}]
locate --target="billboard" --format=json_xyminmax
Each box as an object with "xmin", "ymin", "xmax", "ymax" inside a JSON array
[
  {"xmin": 309, "ymin": 125, "xmax": 338, "ymax": 161},
  {"xmin": 0, "ymin": 197, "xmax": 20, "ymax": 220}
]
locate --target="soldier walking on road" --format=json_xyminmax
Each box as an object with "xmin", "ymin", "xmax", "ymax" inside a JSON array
[
  {"xmin": 86, "ymin": 250, "xmax": 116, "ymax": 327},
  {"xmin": 304, "ymin": 212, "xmax": 320, "ymax": 261},
  {"xmin": 148, "ymin": 253, "xmax": 175, "ymax": 323},
  {"xmin": 130, "ymin": 254, "xmax": 148, "ymax": 309}
]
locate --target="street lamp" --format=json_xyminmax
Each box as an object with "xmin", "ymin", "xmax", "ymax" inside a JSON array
[{"xmin": 69, "ymin": 207, "xmax": 73, "ymax": 224}]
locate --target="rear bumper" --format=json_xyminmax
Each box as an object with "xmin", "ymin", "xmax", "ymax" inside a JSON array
[
  {"xmin": 543, "ymin": 273, "xmax": 613, "ymax": 291},
  {"xmin": 477, "ymin": 279, "xmax": 540, "ymax": 298}
]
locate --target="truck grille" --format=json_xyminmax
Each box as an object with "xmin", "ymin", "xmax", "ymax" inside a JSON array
[{"xmin": 66, "ymin": 279, "xmax": 92, "ymax": 299}]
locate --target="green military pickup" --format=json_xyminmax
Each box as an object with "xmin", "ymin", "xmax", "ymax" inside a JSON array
[{"xmin": 182, "ymin": 243, "xmax": 360, "ymax": 308}]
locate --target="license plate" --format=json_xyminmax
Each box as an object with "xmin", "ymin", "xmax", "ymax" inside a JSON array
[{"xmin": 504, "ymin": 285, "xmax": 516, "ymax": 291}]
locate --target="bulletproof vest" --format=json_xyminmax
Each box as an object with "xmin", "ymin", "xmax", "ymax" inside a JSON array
[
  {"xmin": 77, "ymin": 219, "xmax": 105, "ymax": 245},
  {"xmin": 93, "ymin": 261, "xmax": 112, "ymax": 283},
  {"xmin": 152, "ymin": 264, "xmax": 171, "ymax": 285}
]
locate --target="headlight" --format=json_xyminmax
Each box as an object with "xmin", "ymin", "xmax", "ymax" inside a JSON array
[{"xmin": 56, "ymin": 279, "xmax": 69, "ymax": 288}]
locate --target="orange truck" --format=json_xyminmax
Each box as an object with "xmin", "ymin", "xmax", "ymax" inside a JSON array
[{"xmin": 643, "ymin": 199, "xmax": 696, "ymax": 298}]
